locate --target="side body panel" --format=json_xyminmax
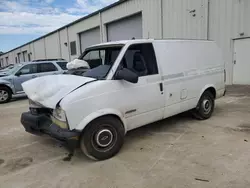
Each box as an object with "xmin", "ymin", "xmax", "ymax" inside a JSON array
[
  {"xmin": 0, "ymin": 77, "xmax": 15, "ymax": 94},
  {"xmin": 61, "ymin": 78, "xmax": 165, "ymax": 132},
  {"xmin": 153, "ymin": 40, "xmax": 225, "ymax": 116},
  {"xmin": 13, "ymin": 74, "xmax": 35, "ymax": 93}
]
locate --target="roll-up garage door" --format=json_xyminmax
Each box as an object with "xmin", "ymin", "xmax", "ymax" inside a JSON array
[
  {"xmin": 80, "ymin": 27, "xmax": 100, "ymax": 53},
  {"xmin": 107, "ymin": 13, "xmax": 142, "ymax": 42},
  {"xmin": 23, "ymin": 51, "xmax": 28, "ymax": 62}
]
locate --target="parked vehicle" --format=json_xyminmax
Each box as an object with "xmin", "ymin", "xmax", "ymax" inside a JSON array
[
  {"xmin": 0, "ymin": 60, "xmax": 68, "ymax": 103},
  {"xmin": 0, "ymin": 64, "xmax": 14, "ymax": 74},
  {"xmin": 0, "ymin": 64, "xmax": 14, "ymax": 70},
  {"xmin": 32, "ymin": 58, "xmax": 66, "ymax": 62},
  {"xmin": 21, "ymin": 39, "xmax": 226, "ymax": 160}
]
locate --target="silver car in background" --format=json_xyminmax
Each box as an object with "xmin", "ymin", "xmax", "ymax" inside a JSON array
[{"xmin": 0, "ymin": 59, "xmax": 68, "ymax": 103}]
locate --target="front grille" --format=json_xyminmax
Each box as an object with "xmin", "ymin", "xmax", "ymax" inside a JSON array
[{"xmin": 30, "ymin": 108, "xmax": 52, "ymax": 115}]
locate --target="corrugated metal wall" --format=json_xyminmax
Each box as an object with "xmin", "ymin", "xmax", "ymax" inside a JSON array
[
  {"xmin": 45, "ymin": 32, "xmax": 61, "ymax": 59},
  {"xmin": 163, "ymin": 0, "xmax": 208, "ymax": 39},
  {"xmin": 33, "ymin": 39, "xmax": 46, "ymax": 59},
  {"xmin": 59, "ymin": 28, "xmax": 69, "ymax": 61},
  {"xmin": 208, "ymin": 0, "xmax": 250, "ymax": 84},
  {"xmin": 1, "ymin": 0, "xmax": 250, "ymax": 84}
]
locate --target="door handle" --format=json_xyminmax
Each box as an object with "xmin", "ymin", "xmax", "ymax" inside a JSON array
[
  {"xmin": 32, "ymin": 75, "xmax": 37, "ymax": 78},
  {"xmin": 159, "ymin": 83, "xmax": 164, "ymax": 94}
]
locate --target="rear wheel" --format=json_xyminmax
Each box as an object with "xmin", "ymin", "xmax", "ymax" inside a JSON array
[
  {"xmin": 192, "ymin": 91, "xmax": 215, "ymax": 120},
  {"xmin": 0, "ymin": 87, "xmax": 12, "ymax": 104},
  {"xmin": 80, "ymin": 116, "xmax": 125, "ymax": 160}
]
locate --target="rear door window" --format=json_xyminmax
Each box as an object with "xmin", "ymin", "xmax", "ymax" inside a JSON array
[{"xmin": 39, "ymin": 63, "xmax": 58, "ymax": 72}]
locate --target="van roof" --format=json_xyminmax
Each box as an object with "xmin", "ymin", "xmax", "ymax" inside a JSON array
[{"xmin": 89, "ymin": 39, "xmax": 214, "ymax": 48}]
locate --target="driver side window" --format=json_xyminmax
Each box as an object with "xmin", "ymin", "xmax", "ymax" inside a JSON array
[
  {"xmin": 122, "ymin": 43, "xmax": 158, "ymax": 77},
  {"xmin": 17, "ymin": 64, "xmax": 38, "ymax": 75}
]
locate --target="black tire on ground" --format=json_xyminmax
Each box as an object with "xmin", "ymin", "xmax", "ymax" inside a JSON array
[
  {"xmin": 0, "ymin": 86, "xmax": 12, "ymax": 104},
  {"xmin": 192, "ymin": 91, "xmax": 215, "ymax": 120},
  {"xmin": 80, "ymin": 116, "xmax": 125, "ymax": 161}
]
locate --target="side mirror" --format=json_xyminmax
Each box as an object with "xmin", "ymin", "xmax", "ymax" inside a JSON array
[
  {"xmin": 15, "ymin": 72, "xmax": 21, "ymax": 76},
  {"xmin": 115, "ymin": 68, "xmax": 138, "ymax": 84}
]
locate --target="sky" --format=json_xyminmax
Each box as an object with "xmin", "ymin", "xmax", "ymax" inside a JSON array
[{"xmin": 0, "ymin": 0, "xmax": 118, "ymax": 52}]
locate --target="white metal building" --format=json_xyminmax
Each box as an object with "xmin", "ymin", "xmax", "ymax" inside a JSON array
[{"xmin": 1, "ymin": 0, "xmax": 250, "ymax": 85}]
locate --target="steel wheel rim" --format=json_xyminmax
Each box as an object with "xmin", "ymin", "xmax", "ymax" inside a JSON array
[
  {"xmin": 91, "ymin": 125, "xmax": 117, "ymax": 152},
  {"xmin": 95, "ymin": 129, "xmax": 113, "ymax": 147},
  {"xmin": 0, "ymin": 90, "xmax": 8, "ymax": 102},
  {"xmin": 202, "ymin": 99, "xmax": 212, "ymax": 114}
]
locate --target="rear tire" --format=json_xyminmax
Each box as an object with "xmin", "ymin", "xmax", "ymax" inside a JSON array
[
  {"xmin": 0, "ymin": 87, "xmax": 12, "ymax": 104},
  {"xmin": 80, "ymin": 116, "xmax": 125, "ymax": 161},
  {"xmin": 192, "ymin": 91, "xmax": 215, "ymax": 120}
]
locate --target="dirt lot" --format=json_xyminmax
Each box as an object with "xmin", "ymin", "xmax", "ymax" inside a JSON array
[{"xmin": 0, "ymin": 86, "xmax": 250, "ymax": 188}]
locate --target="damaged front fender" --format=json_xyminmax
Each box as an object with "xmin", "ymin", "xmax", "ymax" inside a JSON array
[{"xmin": 75, "ymin": 108, "xmax": 127, "ymax": 133}]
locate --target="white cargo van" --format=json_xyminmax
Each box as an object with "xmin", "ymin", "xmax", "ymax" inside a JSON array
[{"xmin": 21, "ymin": 39, "xmax": 226, "ymax": 160}]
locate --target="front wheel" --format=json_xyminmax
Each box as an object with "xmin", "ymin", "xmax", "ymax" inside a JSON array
[
  {"xmin": 192, "ymin": 91, "xmax": 215, "ymax": 120},
  {"xmin": 80, "ymin": 116, "xmax": 125, "ymax": 160},
  {"xmin": 0, "ymin": 87, "xmax": 12, "ymax": 104}
]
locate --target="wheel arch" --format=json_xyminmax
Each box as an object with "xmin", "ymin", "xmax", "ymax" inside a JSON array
[
  {"xmin": 75, "ymin": 109, "xmax": 127, "ymax": 133},
  {"xmin": 199, "ymin": 85, "xmax": 216, "ymax": 99},
  {"xmin": 0, "ymin": 84, "xmax": 13, "ymax": 94}
]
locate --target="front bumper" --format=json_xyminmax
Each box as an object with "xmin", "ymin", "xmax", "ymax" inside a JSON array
[{"xmin": 21, "ymin": 112, "xmax": 81, "ymax": 152}]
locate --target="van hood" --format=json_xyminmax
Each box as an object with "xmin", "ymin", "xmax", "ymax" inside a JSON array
[{"xmin": 22, "ymin": 75, "xmax": 96, "ymax": 109}]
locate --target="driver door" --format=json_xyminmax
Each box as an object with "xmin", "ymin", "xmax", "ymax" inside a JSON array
[
  {"xmin": 116, "ymin": 43, "xmax": 165, "ymax": 130},
  {"xmin": 13, "ymin": 64, "xmax": 38, "ymax": 93}
]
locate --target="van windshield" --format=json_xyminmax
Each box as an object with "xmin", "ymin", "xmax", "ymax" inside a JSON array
[{"xmin": 76, "ymin": 45, "xmax": 124, "ymax": 79}]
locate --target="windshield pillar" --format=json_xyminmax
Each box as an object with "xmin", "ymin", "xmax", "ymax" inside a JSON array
[{"xmin": 106, "ymin": 44, "xmax": 129, "ymax": 80}]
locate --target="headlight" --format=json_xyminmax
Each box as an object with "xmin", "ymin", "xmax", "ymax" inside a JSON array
[
  {"xmin": 53, "ymin": 107, "xmax": 67, "ymax": 122},
  {"xmin": 52, "ymin": 107, "xmax": 68, "ymax": 129}
]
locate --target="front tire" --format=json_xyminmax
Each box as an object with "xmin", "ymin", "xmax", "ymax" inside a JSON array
[
  {"xmin": 192, "ymin": 91, "xmax": 215, "ymax": 120},
  {"xmin": 0, "ymin": 87, "xmax": 12, "ymax": 104},
  {"xmin": 80, "ymin": 116, "xmax": 125, "ymax": 160}
]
